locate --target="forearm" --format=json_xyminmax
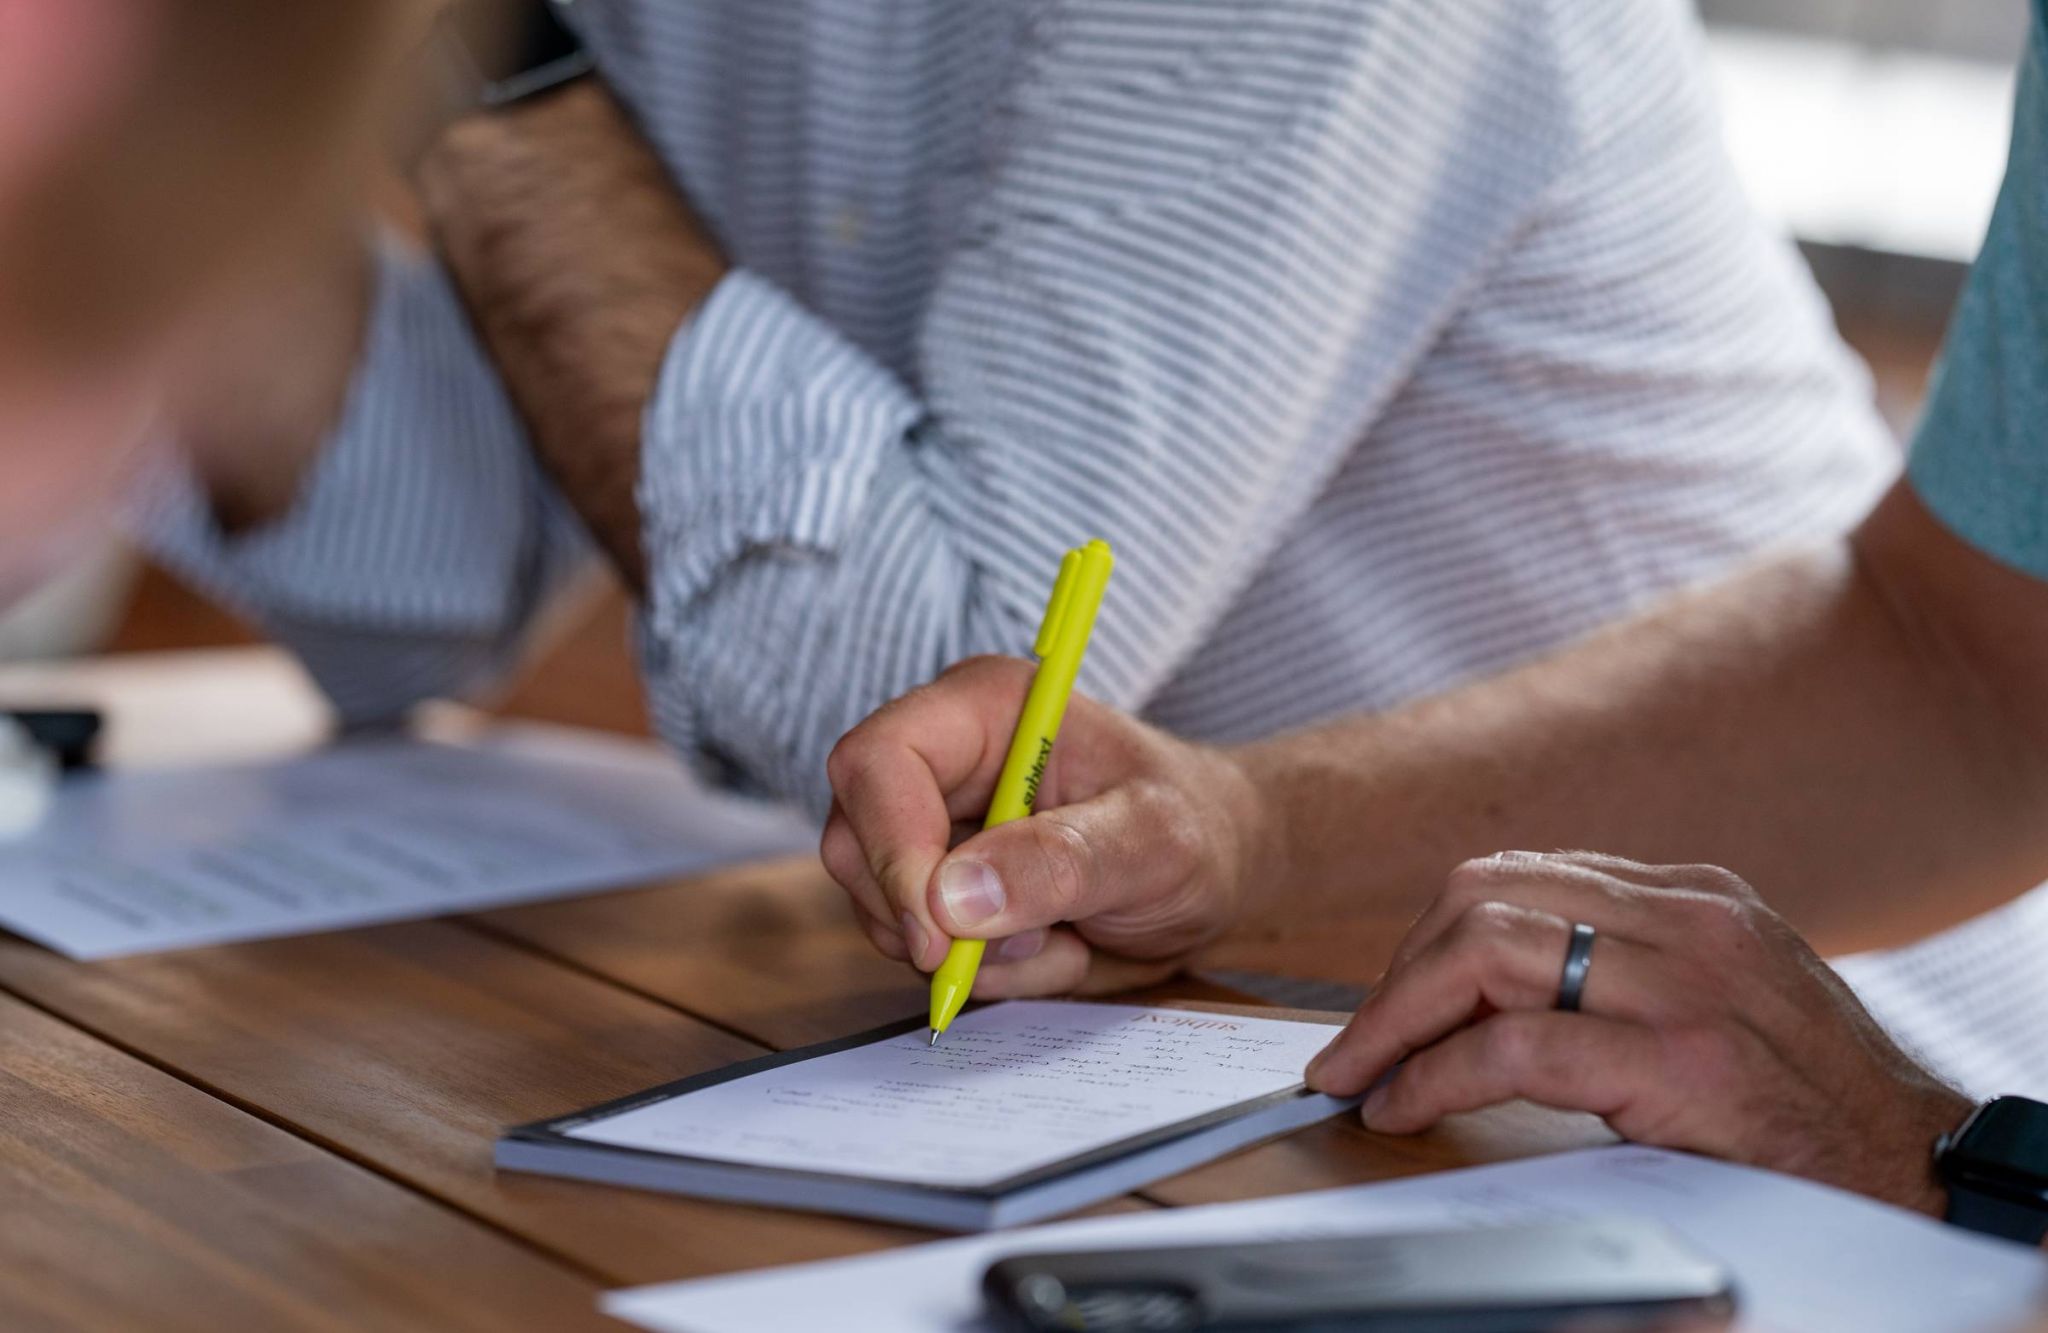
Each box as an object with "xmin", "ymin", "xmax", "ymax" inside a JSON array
[
  {"xmin": 1237, "ymin": 492, "xmax": 2048, "ymax": 955},
  {"xmin": 413, "ymin": 81, "xmax": 726, "ymax": 592},
  {"xmin": 169, "ymin": 219, "xmax": 374, "ymax": 531}
]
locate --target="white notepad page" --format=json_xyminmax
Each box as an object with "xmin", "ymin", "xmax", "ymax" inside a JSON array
[{"xmin": 565, "ymin": 1001, "xmax": 1336, "ymax": 1189}]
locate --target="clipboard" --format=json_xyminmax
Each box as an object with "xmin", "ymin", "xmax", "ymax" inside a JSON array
[{"xmin": 496, "ymin": 999, "xmax": 1360, "ymax": 1231}]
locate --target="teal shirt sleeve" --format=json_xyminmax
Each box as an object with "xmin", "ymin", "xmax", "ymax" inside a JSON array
[{"xmin": 1908, "ymin": 2, "xmax": 2048, "ymax": 580}]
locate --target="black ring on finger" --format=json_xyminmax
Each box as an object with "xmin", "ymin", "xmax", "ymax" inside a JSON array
[{"xmin": 1555, "ymin": 921, "xmax": 1596, "ymax": 1013}]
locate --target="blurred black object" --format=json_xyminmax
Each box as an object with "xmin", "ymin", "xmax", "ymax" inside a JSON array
[
  {"xmin": 983, "ymin": 1221, "xmax": 1736, "ymax": 1333},
  {"xmin": 5, "ymin": 710, "xmax": 103, "ymax": 771},
  {"xmin": 442, "ymin": 0, "xmax": 594, "ymax": 109}
]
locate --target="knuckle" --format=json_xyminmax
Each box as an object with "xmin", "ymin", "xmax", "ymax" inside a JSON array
[
  {"xmin": 1481, "ymin": 1013, "xmax": 1544, "ymax": 1072},
  {"xmin": 1483, "ymin": 1013, "xmax": 1588, "ymax": 1100},
  {"xmin": 870, "ymin": 851, "xmax": 922, "ymax": 907},
  {"xmin": 1448, "ymin": 852, "xmax": 1514, "ymax": 887},
  {"xmin": 1450, "ymin": 900, "xmax": 1526, "ymax": 955},
  {"xmin": 1435, "ymin": 872, "xmax": 1482, "ymax": 916},
  {"xmin": 818, "ymin": 821, "xmax": 859, "ymax": 882},
  {"xmin": 940, "ymin": 654, "xmax": 1033, "ymax": 692},
  {"xmin": 1444, "ymin": 851, "xmax": 1548, "ymax": 900},
  {"xmin": 1030, "ymin": 816, "xmax": 1097, "ymax": 920},
  {"xmin": 1677, "ymin": 889, "xmax": 1760, "ymax": 945},
  {"xmin": 942, "ymin": 653, "xmax": 1008, "ymax": 679},
  {"xmin": 1372, "ymin": 1071, "xmax": 1422, "ymax": 1122},
  {"xmin": 1674, "ymin": 862, "xmax": 1760, "ymax": 901},
  {"xmin": 823, "ymin": 733, "xmax": 870, "ymax": 793}
]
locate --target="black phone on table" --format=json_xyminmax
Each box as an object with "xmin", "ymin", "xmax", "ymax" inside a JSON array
[{"xmin": 982, "ymin": 1219, "xmax": 1736, "ymax": 1332}]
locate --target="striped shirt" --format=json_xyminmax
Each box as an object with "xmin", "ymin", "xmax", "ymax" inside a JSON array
[{"xmin": 150, "ymin": 0, "xmax": 1896, "ymax": 812}]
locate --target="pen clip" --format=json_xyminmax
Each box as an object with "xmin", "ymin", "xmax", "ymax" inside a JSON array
[{"xmin": 1034, "ymin": 548, "xmax": 1083, "ymax": 658}]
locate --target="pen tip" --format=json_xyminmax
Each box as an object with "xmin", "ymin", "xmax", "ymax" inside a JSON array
[{"xmin": 928, "ymin": 1029, "xmax": 940, "ymax": 1046}]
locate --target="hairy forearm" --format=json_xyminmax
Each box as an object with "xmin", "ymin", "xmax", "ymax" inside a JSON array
[
  {"xmin": 414, "ymin": 81, "xmax": 726, "ymax": 591},
  {"xmin": 1234, "ymin": 489, "xmax": 2048, "ymax": 955}
]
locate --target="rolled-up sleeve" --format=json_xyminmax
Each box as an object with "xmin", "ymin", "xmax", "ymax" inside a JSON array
[
  {"xmin": 143, "ymin": 233, "xmax": 592, "ymax": 723},
  {"xmin": 637, "ymin": 271, "xmax": 922, "ymax": 602},
  {"xmin": 636, "ymin": 1, "xmax": 1588, "ymax": 809}
]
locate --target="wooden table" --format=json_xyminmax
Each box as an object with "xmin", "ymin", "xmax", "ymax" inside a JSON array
[{"xmin": 0, "ymin": 651, "xmax": 1610, "ymax": 1331}]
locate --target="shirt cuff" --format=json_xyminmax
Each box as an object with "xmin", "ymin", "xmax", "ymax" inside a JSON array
[
  {"xmin": 144, "ymin": 236, "xmax": 557, "ymax": 634},
  {"xmin": 637, "ymin": 269, "xmax": 922, "ymax": 641}
]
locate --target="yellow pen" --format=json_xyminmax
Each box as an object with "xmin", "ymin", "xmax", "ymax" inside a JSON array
[{"xmin": 928, "ymin": 539, "xmax": 1115, "ymax": 1044}]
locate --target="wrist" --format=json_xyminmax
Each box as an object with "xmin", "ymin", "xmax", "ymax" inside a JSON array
[
  {"xmin": 1896, "ymin": 1082, "xmax": 1978, "ymax": 1219},
  {"xmin": 1215, "ymin": 740, "xmax": 1289, "ymax": 926}
]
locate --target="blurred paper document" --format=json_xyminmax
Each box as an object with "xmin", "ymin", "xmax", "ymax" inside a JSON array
[{"xmin": 0, "ymin": 725, "xmax": 812, "ymax": 959}]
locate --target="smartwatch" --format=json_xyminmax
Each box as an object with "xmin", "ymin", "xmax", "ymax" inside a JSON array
[
  {"xmin": 1935, "ymin": 1096, "xmax": 2048, "ymax": 1245},
  {"xmin": 438, "ymin": 0, "xmax": 595, "ymax": 111}
]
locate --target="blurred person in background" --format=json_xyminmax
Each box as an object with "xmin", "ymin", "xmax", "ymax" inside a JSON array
[
  {"xmin": 0, "ymin": 1, "xmax": 417, "ymax": 606},
  {"xmin": 156, "ymin": 0, "xmax": 1895, "ymax": 817}
]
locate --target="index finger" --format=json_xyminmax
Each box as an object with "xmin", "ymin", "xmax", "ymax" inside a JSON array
[{"xmin": 823, "ymin": 656, "xmax": 1036, "ymax": 968}]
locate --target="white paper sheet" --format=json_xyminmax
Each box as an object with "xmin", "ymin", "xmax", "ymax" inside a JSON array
[
  {"xmin": 604, "ymin": 1146, "xmax": 2048, "ymax": 1333},
  {"xmin": 567, "ymin": 1001, "xmax": 1336, "ymax": 1189},
  {"xmin": 0, "ymin": 725, "xmax": 813, "ymax": 958}
]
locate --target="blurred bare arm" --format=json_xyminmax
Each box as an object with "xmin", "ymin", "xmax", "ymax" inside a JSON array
[{"xmin": 166, "ymin": 220, "xmax": 375, "ymax": 532}]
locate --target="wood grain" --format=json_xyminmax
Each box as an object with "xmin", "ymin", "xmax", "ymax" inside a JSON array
[
  {"xmin": 1140, "ymin": 1103, "xmax": 1617, "ymax": 1209},
  {"xmin": 0, "ymin": 923, "xmax": 930, "ymax": 1286},
  {"xmin": 473, "ymin": 860, "xmax": 931, "ymax": 1051},
  {"xmin": 0, "ymin": 991, "xmax": 617, "ymax": 1333},
  {"xmin": 102, "ymin": 562, "xmax": 262, "ymax": 656}
]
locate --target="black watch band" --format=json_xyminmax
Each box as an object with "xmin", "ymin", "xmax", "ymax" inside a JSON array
[
  {"xmin": 1936, "ymin": 1096, "xmax": 2048, "ymax": 1245},
  {"xmin": 1946, "ymin": 1186, "xmax": 2048, "ymax": 1245}
]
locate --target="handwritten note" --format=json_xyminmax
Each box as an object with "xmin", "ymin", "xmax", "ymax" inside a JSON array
[{"xmin": 566, "ymin": 1001, "xmax": 1334, "ymax": 1189}]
